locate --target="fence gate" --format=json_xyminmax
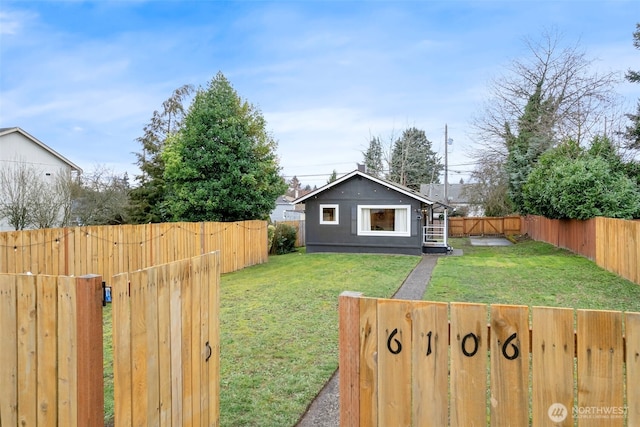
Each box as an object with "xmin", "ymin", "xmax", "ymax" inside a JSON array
[
  {"xmin": 0, "ymin": 273, "xmax": 103, "ymax": 426},
  {"xmin": 339, "ymin": 292, "xmax": 640, "ymax": 427},
  {"xmin": 112, "ymin": 252, "xmax": 220, "ymax": 427}
]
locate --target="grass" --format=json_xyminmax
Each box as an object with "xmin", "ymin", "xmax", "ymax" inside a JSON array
[
  {"xmin": 218, "ymin": 249, "xmax": 419, "ymax": 426},
  {"xmin": 426, "ymin": 237, "xmax": 640, "ymax": 312},
  {"xmin": 103, "ymin": 238, "xmax": 640, "ymax": 425},
  {"xmin": 103, "ymin": 305, "xmax": 114, "ymax": 427}
]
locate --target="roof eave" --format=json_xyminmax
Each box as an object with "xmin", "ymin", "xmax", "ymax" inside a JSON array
[
  {"xmin": 293, "ymin": 170, "xmax": 437, "ymax": 206},
  {"xmin": 1, "ymin": 127, "xmax": 83, "ymax": 174}
]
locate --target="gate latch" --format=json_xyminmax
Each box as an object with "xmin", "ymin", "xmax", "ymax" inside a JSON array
[{"xmin": 103, "ymin": 281, "xmax": 112, "ymax": 306}]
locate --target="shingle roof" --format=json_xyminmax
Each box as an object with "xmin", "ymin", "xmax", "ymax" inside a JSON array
[
  {"xmin": 420, "ymin": 183, "xmax": 471, "ymax": 204},
  {"xmin": 294, "ymin": 169, "xmax": 442, "ymax": 206}
]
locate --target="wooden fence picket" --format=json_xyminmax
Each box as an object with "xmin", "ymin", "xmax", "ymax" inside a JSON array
[
  {"xmin": 411, "ymin": 301, "xmax": 448, "ymax": 427},
  {"xmin": 112, "ymin": 272, "xmax": 132, "ymax": 427},
  {"xmin": 449, "ymin": 302, "xmax": 487, "ymax": 427},
  {"xmin": 626, "ymin": 312, "xmax": 640, "ymax": 426},
  {"xmin": 0, "ymin": 274, "xmax": 18, "ymax": 426},
  {"xmin": 377, "ymin": 298, "xmax": 412, "ymax": 427},
  {"xmin": 359, "ymin": 297, "xmax": 378, "ymax": 427},
  {"xmin": 490, "ymin": 304, "xmax": 529, "ymax": 427},
  {"xmin": 17, "ymin": 274, "xmax": 37, "ymax": 426},
  {"xmin": 531, "ymin": 306, "xmax": 574, "ymax": 427},
  {"xmin": 576, "ymin": 309, "xmax": 624, "ymax": 427}
]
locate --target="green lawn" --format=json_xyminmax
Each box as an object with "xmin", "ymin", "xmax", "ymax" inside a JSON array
[
  {"xmin": 104, "ymin": 238, "xmax": 640, "ymax": 426},
  {"xmin": 426, "ymin": 237, "xmax": 640, "ymax": 312},
  {"xmin": 218, "ymin": 250, "xmax": 420, "ymax": 426}
]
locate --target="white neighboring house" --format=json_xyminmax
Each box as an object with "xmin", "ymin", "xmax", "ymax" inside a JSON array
[
  {"xmin": 0, "ymin": 127, "xmax": 83, "ymax": 231},
  {"xmin": 269, "ymin": 195, "xmax": 305, "ymax": 222}
]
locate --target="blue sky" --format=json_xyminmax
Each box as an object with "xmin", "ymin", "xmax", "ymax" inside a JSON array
[{"xmin": 1, "ymin": 0, "xmax": 639, "ymax": 188}]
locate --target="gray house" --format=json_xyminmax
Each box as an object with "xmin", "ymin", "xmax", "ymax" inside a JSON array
[
  {"xmin": 420, "ymin": 182, "xmax": 484, "ymax": 217},
  {"xmin": 294, "ymin": 170, "xmax": 449, "ymax": 255}
]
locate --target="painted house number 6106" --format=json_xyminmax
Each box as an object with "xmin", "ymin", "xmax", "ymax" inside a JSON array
[{"xmin": 386, "ymin": 328, "xmax": 520, "ymax": 360}]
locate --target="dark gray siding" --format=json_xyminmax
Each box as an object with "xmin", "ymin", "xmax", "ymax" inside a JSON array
[{"xmin": 304, "ymin": 175, "xmax": 423, "ymax": 255}]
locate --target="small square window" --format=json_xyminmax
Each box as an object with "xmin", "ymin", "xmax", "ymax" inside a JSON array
[{"xmin": 320, "ymin": 204, "xmax": 339, "ymax": 225}]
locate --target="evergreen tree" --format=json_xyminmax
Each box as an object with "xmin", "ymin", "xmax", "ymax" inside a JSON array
[
  {"xmin": 287, "ymin": 176, "xmax": 301, "ymax": 198},
  {"xmin": 163, "ymin": 72, "xmax": 286, "ymax": 222},
  {"xmin": 623, "ymin": 24, "xmax": 640, "ymax": 149},
  {"xmin": 389, "ymin": 127, "xmax": 442, "ymax": 191},
  {"xmin": 363, "ymin": 136, "xmax": 384, "ymax": 178},
  {"xmin": 327, "ymin": 170, "xmax": 338, "ymax": 184},
  {"xmin": 129, "ymin": 85, "xmax": 194, "ymax": 223},
  {"xmin": 504, "ymin": 80, "xmax": 554, "ymax": 213},
  {"xmin": 522, "ymin": 136, "xmax": 640, "ymax": 219}
]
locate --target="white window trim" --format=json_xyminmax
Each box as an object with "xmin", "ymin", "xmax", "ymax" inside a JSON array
[
  {"xmin": 319, "ymin": 204, "xmax": 340, "ymax": 225},
  {"xmin": 357, "ymin": 205, "xmax": 411, "ymax": 237}
]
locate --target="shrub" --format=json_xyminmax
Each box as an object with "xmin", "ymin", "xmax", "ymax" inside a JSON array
[
  {"xmin": 269, "ymin": 223, "xmax": 297, "ymax": 255},
  {"xmin": 267, "ymin": 224, "xmax": 275, "ymax": 251}
]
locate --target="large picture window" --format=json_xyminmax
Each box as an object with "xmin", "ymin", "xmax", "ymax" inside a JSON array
[
  {"xmin": 357, "ymin": 205, "xmax": 410, "ymax": 236},
  {"xmin": 320, "ymin": 204, "xmax": 339, "ymax": 224}
]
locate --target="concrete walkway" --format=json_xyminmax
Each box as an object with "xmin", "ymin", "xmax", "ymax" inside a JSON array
[{"xmin": 295, "ymin": 255, "xmax": 441, "ymax": 427}]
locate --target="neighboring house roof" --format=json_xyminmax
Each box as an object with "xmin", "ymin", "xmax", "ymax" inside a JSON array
[
  {"xmin": 275, "ymin": 195, "xmax": 295, "ymax": 204},
  {"xmin": 420, "ymin": 183, "xmax": 472, "ymax": 205},
  {"xmin": 0, "ymin": 127, "xmax": 83, "ymax": 173},
  {"xmin": 294, "ymin": 169, "xmax": 441, "ymax": 206}
]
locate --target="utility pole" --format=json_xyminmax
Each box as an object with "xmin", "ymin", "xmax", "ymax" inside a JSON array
[{"xmin": 444, "ymin": 124, "xmax": 448, "ymax": 203}]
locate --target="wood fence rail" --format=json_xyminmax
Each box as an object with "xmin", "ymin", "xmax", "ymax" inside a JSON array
[
  {"xmin": 0, "ymin": 220, "xmax": 268, "ymax": 280},
  {"xmin": 339, "ymin": 292, "xmax": 640, "ymax": 427}
]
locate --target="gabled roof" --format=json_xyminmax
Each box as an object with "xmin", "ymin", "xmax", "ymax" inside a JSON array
[
  {"xmin": 294, "ymin": 169, "xmax": 440, "ymax": 206},
  {"xmin": 0, "ymin": 127, "xmax": 83, "ymax": 173},
  {"xmin": 420, "ymin": 183, "xmax": 473, "ymax": 204}
]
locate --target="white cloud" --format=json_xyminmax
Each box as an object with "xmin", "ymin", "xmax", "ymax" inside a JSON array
[{"xmin": 0, "ymin": 9, "xmax": 34, "ymax": 35}]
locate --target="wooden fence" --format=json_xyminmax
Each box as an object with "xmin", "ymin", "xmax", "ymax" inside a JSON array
[
  {"xmin": 112, "ymin": 252, "xmax": 220, "ymax": 426},
  {"xmin": 448, "ymin": 216, "xmax": 522, "ymax": 237},
  {"xmin": 522, "ymin": 216, "xmax": 640, "ymax": 286},
  {"xmin": 0, "ymin": 273, "xmax": 103, "ymax": 426},
  {"xmin": 339, "ymin": 292, "xmax": 640, "ymax": 427},
  {"xmin": 0, "ymin": 220, "xmax": 267, "ymax": 280},
  {"xmin": 278, "ymin": 220, "xmax": 306, "ymax": 247}
]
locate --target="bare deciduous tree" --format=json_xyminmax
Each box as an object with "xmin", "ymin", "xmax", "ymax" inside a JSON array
[
  {"xmin": 0, "ymin": 160, "xmax": 38, "ymax": 230},
  {"xmin": 468, "ymin": 28, "xmax": 624, "ymax": 215},
  {"xmin": 465, "ymin": 153, "xmax": 512, "ymax": 217},
  {"xmin": 30, "ymin": 170, "xmax": 75, "ymax": 228},
  {"xmin": 0, "ymin": 161, "xmax": 74, "ymax": 230},
  {"xmin": 471, "ymin": 28, "xmax": 622, "ymax": 156},
  {"xmin": 72, "ymin": 165, "xmax": 131, "ymax": 226}
]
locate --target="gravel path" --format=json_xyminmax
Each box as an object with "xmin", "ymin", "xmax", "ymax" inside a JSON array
[{"xmin": 295, "ymin": 255, "xmax": 440, "ymax": 427}]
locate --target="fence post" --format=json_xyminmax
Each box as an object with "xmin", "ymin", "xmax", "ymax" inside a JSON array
[
  {"xmin": 75, "ymin": 274, "xmax": 104, "ymax": 426},
  {"xmin": 339, "ymin": 291, "xmax": 362, "ymax": 427}
]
